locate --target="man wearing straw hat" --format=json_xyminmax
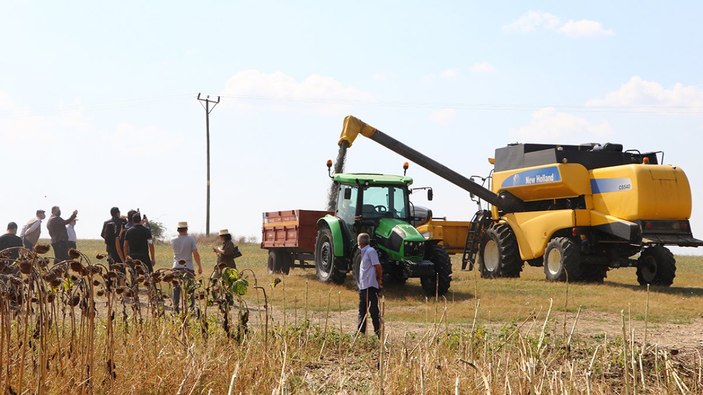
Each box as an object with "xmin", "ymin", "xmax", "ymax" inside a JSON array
[
  {"xmin": 356, "ymin": 232, "xmax": 382, "ymax": 337},
  {"xmin": 171, "ymin": 221, "xmax": 202, "ymax": 313}
]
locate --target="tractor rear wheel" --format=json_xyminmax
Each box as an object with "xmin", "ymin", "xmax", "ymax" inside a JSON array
[
  {"xmin": 636, "ymin": 246, "xmax": 676, "ymax": 286},
  {"xmin": 420, "ymin": 244, "xmax": 452, "ymax": 296},
  {"xmin": 267, "ymin": 250, "xmax": 292, "ymax": 275},
  {"xmin": 480, "ymin": 224, "xmax": 522, "ymax": 278},
  {"xmin": 314, "ymin": 227, "xmax": 346, "ymax": 284},
  {"xmin": 543, "ymin": 237, "xmax": 582, "ymax": 282}
]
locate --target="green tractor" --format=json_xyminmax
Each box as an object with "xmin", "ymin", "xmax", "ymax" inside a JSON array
[{"xmin": 315, "ymin": 171, "xmax": 452, "ymax": 296}]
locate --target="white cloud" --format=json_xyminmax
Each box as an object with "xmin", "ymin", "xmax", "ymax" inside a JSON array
[
  {"xmin": 503, "ymin": 11, "xmax": 561, "ymax": 33},
  {"xmin": 470, "ymin": 62, "xmax": 496, "ymax": 73},
  {"xmin": 511, "ymin": 107, "xmax": 612, "ymax": 143},
  {"xmin": 429, "ymin": 109, "xmax": 456, "ymax": 126},
  {"xmin": 558, "ymin": 19, "xmax": 614, "ymax": 38},
  {"xmin": 222, "ymin": 70, "xmax": 375, "ymax": 114},
  {"xmin": 440, "ymin": 68, "xmax": 461, "ymax": 79},
  {"xmin": 504, "ymin": 11, "xmax": 614, "ymax": 38},
  {"xmin": 587, "ymin": 76, "xmax": 703, "ymax": 110}
]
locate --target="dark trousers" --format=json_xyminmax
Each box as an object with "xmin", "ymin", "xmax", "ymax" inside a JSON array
[
  {"xmin": 131, "ymin": 254, "xmax": 153, "ymax": 273},
  {"xmin": 358, "ymin": 287, "xmax": 381, "ymax": 336},
  {"xmin": 22, "ymin": 238, "xmax": 34, "ymax": 250},
  {"xmin": 52, "ymin": 241, "xmax": 70, "ymax": 262},
  {"xmin": 67, "ymin": 241, "xmax": 77, "ymax": 250},
  {"xmin": 106, "ymin": 245, "xmax": 122, "ymax": 264}
]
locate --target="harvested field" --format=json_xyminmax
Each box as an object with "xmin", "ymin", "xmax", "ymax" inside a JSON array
[{"xmin": 1, "ymin": 239, "xmax": 702, "ymax": 393}]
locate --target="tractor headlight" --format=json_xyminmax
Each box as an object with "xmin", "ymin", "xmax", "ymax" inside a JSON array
[
  {"xmin": 421, "ymin": 231, "xmax": 432, "ymax": 239},
  {"xmin": 393, "ymin": 227, "xmax": 407, "ymax": 239}
]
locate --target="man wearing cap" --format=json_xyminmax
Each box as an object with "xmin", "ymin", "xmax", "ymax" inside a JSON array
[
  {"xmin": 0, "ymin": 222, "xmax": 24, "ymax": 264},
  {"xmin": 19, "ymin": 209, "xmax": 46, "ymax": 250},
  {"xmin": 123, "ymin": 212, "xmax": 156, "ymax": 272},
  {"xmin": 171, "ymin": 221, "xmax": 202, "ymax": 313},
  {"xmin": 101, "ymin": 207, "xmax": 126, "ymax": 263},
  {"xmin": 46, "ymin": 206, "xmax": 78, "ymax": 262},
  {"xmin": 213, "ymin": 229, "xmax": 237, "ymax": 269}
]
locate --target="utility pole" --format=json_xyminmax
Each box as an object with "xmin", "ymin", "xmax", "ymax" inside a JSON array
[{"xmin": 197, "ymin": 93, "xmax": 220, "ymax": 235}]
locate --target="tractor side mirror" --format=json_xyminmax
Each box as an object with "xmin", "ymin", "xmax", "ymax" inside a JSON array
[
  {"xmin": 343, "ymin": 188, "xmax": 352, "ymax": 200},
  {"xmin": 427, "ymin": 188, "xmax": 433, "ymax": 201}
]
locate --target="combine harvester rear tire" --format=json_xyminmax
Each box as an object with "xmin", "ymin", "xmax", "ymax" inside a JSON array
[{"xmin": 636, "ymin": 246, "xmax": 676, "ymax": 286}]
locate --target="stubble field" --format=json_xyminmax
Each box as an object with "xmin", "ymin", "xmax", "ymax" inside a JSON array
[{"xmin": 1, "ymin": 238, "xmax": 702, "ymax": 394}]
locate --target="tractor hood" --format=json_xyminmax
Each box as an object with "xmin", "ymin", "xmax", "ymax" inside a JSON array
[{"xmin": 374, "ymin": 218, "xmax": 426, "ymax": 260}]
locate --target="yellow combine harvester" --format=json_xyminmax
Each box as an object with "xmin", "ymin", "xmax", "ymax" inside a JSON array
[{"xmin": 338, "ymin": 115, "xmax": 702, "ymax": 286}]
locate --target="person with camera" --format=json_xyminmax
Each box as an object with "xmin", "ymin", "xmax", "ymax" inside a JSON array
[{"xmin": 213, "ymin": 229, "xmax": 238, "ymax": 269}]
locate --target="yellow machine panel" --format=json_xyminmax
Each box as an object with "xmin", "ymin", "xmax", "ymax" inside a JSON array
[
  {"xmin": 417, "ymin": 220, "xmax": 470, "ymax": 254},
  {"xmin": 503, "ymin": 209, "xmax": 590, "ymax": 260},
  {"xmin": 493, "ymin": 163, "xmax": 591, "ymax": 202},
  {"xmin": 590, "ymin": 164, "xmax": 692, "ymax": 221}
]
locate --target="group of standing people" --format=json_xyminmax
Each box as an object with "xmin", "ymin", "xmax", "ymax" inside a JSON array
[
  {"xmin": 100, "ymin": 207, "xmax": 238, "ymax": 312},
  {"xmin": 101, "ymin": 207, "xmax": 156, "ymax": 271},
  {"xmin": 0, "ymin": 207, "xmax": 79, "ymax": 264}
]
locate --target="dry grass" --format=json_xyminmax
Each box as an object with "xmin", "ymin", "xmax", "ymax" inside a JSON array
[{"xmin": 0, "ymin": 240, "xmax": 700, "ymax": 393}]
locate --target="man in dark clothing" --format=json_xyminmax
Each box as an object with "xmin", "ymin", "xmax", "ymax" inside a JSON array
[
  {"xmin": 101, "ymin": 207, "xmax": 126, "ymax": 263},
  {"xmin": 0, "ymin": 222, "xmax": 24, "ymax": 265},
  {"xmin": 46, "ymin": 206, "xmax": 78, "ymax": 262},
  {"xmin": 123, "ymin": 212, "xmax": 156, "ymax": 272}
]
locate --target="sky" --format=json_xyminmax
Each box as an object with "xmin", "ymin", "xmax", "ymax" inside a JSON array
[{"xmin": 1, "ymin": 1, "xmax": 703, "ymax": 255}]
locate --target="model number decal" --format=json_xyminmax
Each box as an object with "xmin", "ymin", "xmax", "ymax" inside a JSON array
[{"xmin": 591, "ymin": 178, "xmax": 633, "ymax": 194}]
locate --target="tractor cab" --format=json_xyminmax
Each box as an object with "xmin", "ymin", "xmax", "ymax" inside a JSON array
[{"xmin": 333, "ymin": 173, "xmax": 426, "ymax": 261}]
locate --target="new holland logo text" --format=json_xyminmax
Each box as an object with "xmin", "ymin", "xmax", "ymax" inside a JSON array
[{"xmin": 503, "ymin": 166, "xmax": 561, "ymax": 188}]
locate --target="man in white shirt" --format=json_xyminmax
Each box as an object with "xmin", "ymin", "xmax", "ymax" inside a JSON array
[
  {"xmin": 171, "ymin": 221, "xmax": 202, "ymax": 313},
  {"xmin": 356, "ymin": 233, "xmax": 383, "ymax": 336},
  {"xmin": 66, "ymin": 218, "xmax": 77, "ymax": 250},
  {"xmin": 20, "ymin": 209, "xmax": 46, "ymax": 250}
]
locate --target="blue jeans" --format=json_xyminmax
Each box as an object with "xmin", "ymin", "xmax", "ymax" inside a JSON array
[{"xmin": 358, "ymin": 287, "xmax": 380, "ymax": 336}]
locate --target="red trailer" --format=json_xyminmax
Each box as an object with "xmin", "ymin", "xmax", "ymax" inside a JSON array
[{"xmin": 261, "ymin": 209, "xmax": 331, "ymax": 274}]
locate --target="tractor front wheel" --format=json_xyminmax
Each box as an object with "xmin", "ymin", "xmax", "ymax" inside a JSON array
[
  {"xmin": 314, "ymin": 227, "xmax": 346, "ymax": 284},
  {"xmin": 480, "ymin": 224, "xmax": 522, "ymax": 278},
  {"xmin": 420, "ymin": 244, "xmax": 452, "ymax": 296},
  {"xmin": 543, "ymin": 237, "xmax": 582, "ymax": 282},
  {"xmin": 636, "ymin": 246, "xmax": 676, "ymax": 286}
]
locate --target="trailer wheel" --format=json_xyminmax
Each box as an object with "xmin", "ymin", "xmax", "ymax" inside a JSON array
[
  {"xmin": 636, "ymin": 246, "xmax": 676, "ymax": 286},
  {"xmin": 267, "ymin": 250, "xmax": 292, "ymax": 275},
  {"xmin": 543, "ymin": 237, "xmax": 582, "ymax": 282},
  {"xmin": 314, "ymin": 227, "xmax": 346, "ymax": 284},
  {"xmin": 480, "ymin": 224, "xmax": 522, "ymax": 278},
  {"xmin": 420, "ymin": 244, "xmax": 452, "ymax": 296}
]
